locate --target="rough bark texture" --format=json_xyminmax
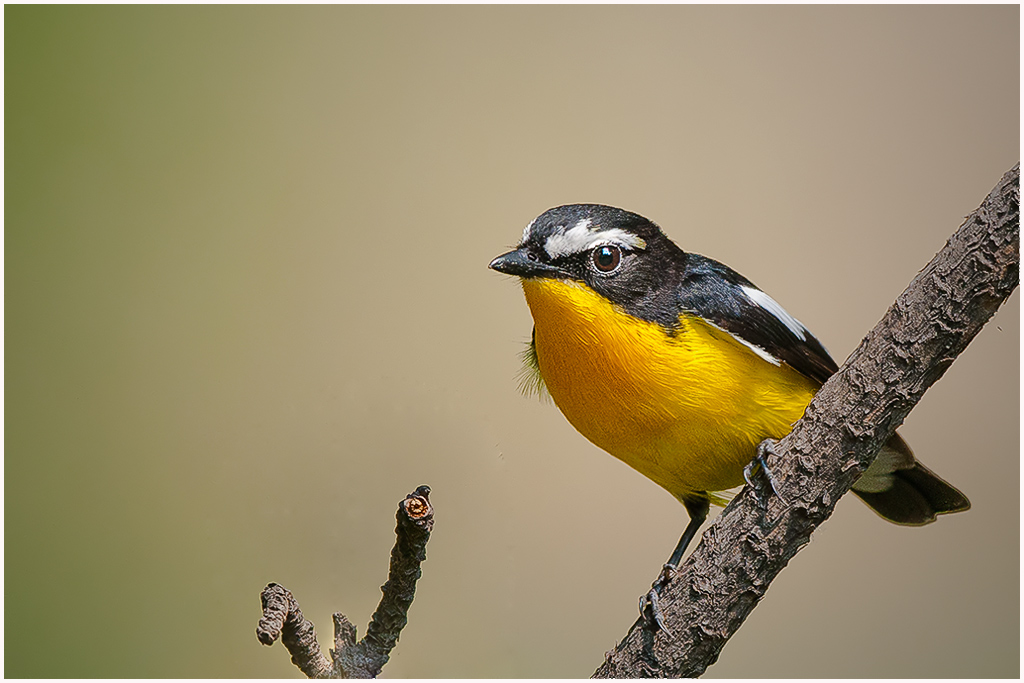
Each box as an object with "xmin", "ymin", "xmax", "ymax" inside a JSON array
[
  {"xmin": 594, "ymin": 164, "xmax": 1019, "ymax": 678},
  {"xmin": 257, "ymin": 486, "xmax": 434, "ymax": 678},
  {"xmin": 257, "ymin": 583, "xmax": 333, "ymax": 678}
]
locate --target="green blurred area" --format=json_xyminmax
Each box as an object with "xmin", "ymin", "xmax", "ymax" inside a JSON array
[{"xmin": 5, "ymin": 5, "xmax": 1018, "ymax": 678}]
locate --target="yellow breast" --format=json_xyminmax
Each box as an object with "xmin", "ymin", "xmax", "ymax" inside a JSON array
[{"xmin": 521, "ymin": 277, "xmax": 820, "ymax": 500}]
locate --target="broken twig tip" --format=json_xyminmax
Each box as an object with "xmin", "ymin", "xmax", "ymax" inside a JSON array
[{"xmin": 404, "ymin": 486, "xmax": 433, "ymax": 520}]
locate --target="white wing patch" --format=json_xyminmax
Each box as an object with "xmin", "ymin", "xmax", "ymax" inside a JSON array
[
  {"xmin": 702, "ymin": 318, "xmax": 781, "ymax": 366},
  {"xmin": 543, "ymin": 219, "xmax": 647, "ymax": 259},
  {"xmin": 730, "ymin": 334, "xmax": 782, "ymax": 366},
  {"xmin": 741, "ymin": 285, "xmax": 809, "ymax": 341}
]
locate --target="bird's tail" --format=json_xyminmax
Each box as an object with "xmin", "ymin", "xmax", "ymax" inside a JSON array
[{"xmin": 851, "ymin": 433, "xmax": 971, "ymax": 526}]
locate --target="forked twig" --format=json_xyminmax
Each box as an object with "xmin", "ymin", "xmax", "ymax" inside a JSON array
[{"xmin": 257, "ymin": 485, "xmax": 434, "ymax": 678}]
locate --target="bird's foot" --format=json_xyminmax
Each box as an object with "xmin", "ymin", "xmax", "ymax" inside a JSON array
[
  {"xmin": 639, "ymin": 563, "xmax": 676, "ymax": 636},
  {"xmin": 744, "ymin": 439, "xmax": 786, "ymax": 505}
]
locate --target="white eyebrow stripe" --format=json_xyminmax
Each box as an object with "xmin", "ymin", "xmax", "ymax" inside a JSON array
[
  {"xmin": 521, "ymin": 217, "xmax": 537, "ymax": 244},
  {"xmin": 741, "ymin": 285, "xmax": 809, "ymax": 341},
  {"xmin": 543, "ymin": 222, "xmax": 646, "ymax": 259}
]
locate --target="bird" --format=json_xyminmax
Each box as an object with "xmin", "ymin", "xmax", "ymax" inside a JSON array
[{"xmin": 489, "ymin": 203, "xmax": 970, "ymax": 627}]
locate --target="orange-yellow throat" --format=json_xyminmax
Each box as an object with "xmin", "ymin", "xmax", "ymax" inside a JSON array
[{"xmin": 521, "ymin": 277, "xmax": 820, "ymax": 502}]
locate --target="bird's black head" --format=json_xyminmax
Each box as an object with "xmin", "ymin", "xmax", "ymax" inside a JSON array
[{"xmin": 489, "ymin": 204, "xmax": 689, "ymax": 329}]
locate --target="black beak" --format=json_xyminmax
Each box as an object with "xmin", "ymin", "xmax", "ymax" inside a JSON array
[{"xmin": 489, "ymin": 247, "xmax": 563, "ymax": 279}]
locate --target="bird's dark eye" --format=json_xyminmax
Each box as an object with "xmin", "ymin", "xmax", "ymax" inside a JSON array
[{"xmin": 592, "ymin": 245, "xmax": 621, "ymax": 272}]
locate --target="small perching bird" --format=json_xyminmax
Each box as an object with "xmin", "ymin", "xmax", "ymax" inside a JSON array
[{"xmin": 490, "ymin": 204, "xmax": 970, "ymax": 627}]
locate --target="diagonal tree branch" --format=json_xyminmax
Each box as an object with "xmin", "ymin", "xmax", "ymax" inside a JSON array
[
  {"xmin": 594, "ymin": 163, "xmax": 1019, "ymax": 678},
  {"xmin": 257, "ymin": 485, "xmax": 434, "ymax": 678}
]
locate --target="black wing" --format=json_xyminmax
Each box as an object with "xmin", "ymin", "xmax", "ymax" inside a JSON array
[{"xmin": 676, "ymin": 255, "xmax": 839, "ymax": 386}]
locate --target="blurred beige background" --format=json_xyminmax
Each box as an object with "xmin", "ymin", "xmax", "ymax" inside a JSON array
[{"xmin": 5, "ymin": 5, "xmax": 1018, "ymax": 678}]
